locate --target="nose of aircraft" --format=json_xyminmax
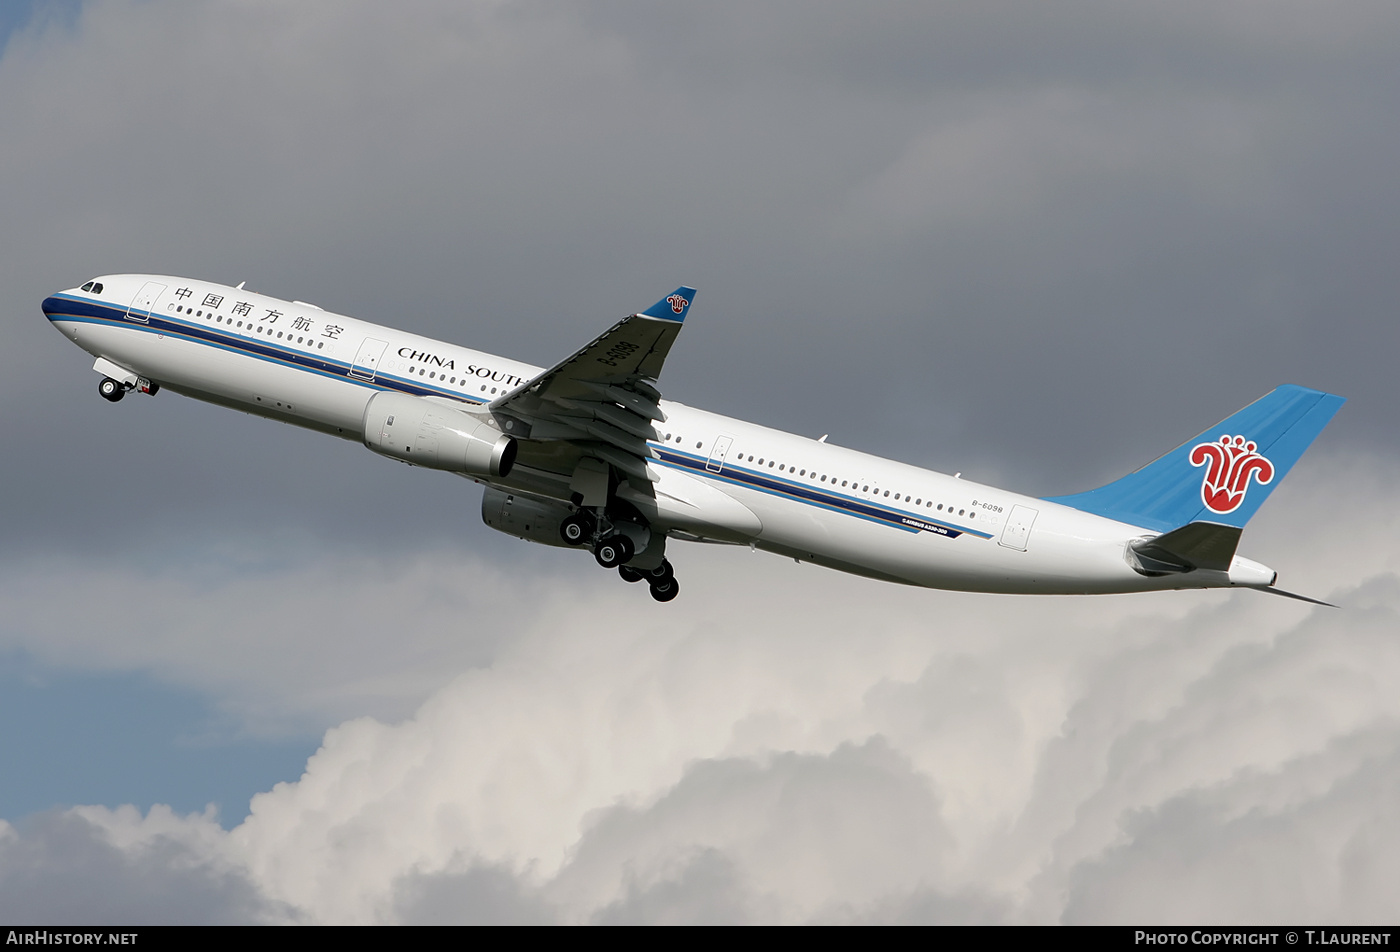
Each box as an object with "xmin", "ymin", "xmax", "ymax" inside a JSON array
[{"xmin": 41, "ymin": 292, "xmax": 64, "ymax": 321}]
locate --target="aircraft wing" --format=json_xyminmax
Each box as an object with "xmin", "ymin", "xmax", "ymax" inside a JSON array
[{"xmin": 488, "ymin": 287, "xmax": 695, "ymax": 484}]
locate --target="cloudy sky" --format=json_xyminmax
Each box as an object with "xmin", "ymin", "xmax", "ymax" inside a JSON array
[{"xmin": 2, "ymin": 0, "xmax": 1399, "ymax": 924}]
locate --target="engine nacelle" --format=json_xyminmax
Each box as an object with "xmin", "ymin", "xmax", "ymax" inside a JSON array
[
  {"xmin": 363, "ymin": 391, "xmax": 516, "ymax": 477},
  {"xmin": 481, "ymin": 487, "xmax": 575, "ymax": 548}
]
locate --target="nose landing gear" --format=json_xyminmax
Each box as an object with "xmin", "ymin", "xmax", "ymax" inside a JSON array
[
  {"xmin": 98, "ymin": 375, "xmax": 159, "ymax": 403},
  {"xmin": 98, "ymin": 377, "xmax": 126, "ymax": 402}
]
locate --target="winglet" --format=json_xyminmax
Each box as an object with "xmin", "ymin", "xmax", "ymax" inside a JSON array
[{"xmin": 639, "ymin": 287, "xmax": 697, "ymax": 323}]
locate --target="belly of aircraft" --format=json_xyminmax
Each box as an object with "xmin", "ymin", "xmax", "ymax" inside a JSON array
[{"xmin": 69, "ymin": 319, "xmax": 373, "ymax": 436}]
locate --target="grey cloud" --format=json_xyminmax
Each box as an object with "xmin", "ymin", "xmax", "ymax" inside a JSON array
[
  {"xmin": 393, "ymin": 862, "xmax": 558, "ymax": 925},
  {"xmin": 0, "ymin": 544, "xmax": 597, "ymax": 733},
  {"xmin": 0, "ymin": 810, "xmax": 286, "ymax": 925},
  {"xmin": 4, "ymin": 0, "xmax": 1398, "ymax": 555},
  {"xmin": 590, "ymin": 849, "xmax": 761, "ymax": 925},
  {"xmin": 547, "ymin": 739, "xmax": 954, "ymax": 923},
  {"xmin": 1062, "ymin": 737, "xmax": 1400, "ymax": 925}
]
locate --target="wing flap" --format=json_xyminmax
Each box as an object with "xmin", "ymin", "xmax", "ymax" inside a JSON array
[{"xmin": 489, "ymin": 287, "xmax": 694, "ymax": 486}]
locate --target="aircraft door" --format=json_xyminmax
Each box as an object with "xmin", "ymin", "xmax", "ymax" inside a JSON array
[
  {"xmin": 999, "ymin": 505, "xmax": 1038, "ymax": 551},
  {"xmin": 350, "ymin": 337, "xmax": 389, "ymax": 380},
  {"xmin": 125, "ymin": 282, "xmax": 166, "ymax": 323},
  {"xmin": 705, "ymin": 434, "xmax": 734, "ymax": 473}
]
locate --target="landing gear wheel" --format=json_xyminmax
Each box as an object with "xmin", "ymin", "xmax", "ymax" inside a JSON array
[
  {"xmin": 645, "ymin": 559, "xmax": 674, "ymax": 584},
  {"xmin": 559, "ymin": 511, "xmax": 595, "ymax": 546},
  {"xmin": 618, "ymin": 565, "xmax": 645, "ymax": 583},
  {"xmin": 98, "ymin": 377, "xmax": 125, "ymax": 403},
  {"xmin": 649, "ymin": 577, "xmax": 680, "ymax": 602},
  {"xmin": 593, "ymin": 534, "xmax": 634, "ymax": 569}
]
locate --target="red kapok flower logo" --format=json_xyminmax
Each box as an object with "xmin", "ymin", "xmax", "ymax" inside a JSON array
[{"xmin": 1189, "ymin": 434, "xmax": 1275, "ymax": 514}]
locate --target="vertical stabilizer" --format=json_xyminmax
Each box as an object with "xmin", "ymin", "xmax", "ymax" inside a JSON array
[{"xmin": 1047, "ymin": 385, "xmax": 1345, "ymax": 531}]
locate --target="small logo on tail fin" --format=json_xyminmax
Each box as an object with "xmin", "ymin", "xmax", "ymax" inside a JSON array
[
  {"xmin": 1190, "ymin": 435, "xmax": 1275, "ymax": 514},
  {"xmin": 666, "ymin": 294, "xmax": 689, "ymax": 314}
]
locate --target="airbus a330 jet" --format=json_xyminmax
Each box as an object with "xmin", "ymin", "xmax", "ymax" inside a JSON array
[{"xmin": 43, "ymin": 276, "xmax": 1344, "ymax": 604}]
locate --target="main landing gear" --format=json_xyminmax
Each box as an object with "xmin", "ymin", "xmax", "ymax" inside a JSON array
[
  {"xmin": 559, "ymin": 508, "xmax": 680, "ymax": 602},
  {"xmin": 559, "ymin": 510, "xmax": 596, "ymax": 546},
  {"xmin": 620, "ymin": 559, "xmax": 679, "ymax": 602},
  {"xmin": 593, "ymin": 534, "xmax": 634, "ymax": 569}
]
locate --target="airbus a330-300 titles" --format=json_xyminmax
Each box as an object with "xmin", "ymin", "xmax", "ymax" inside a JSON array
[{"xmin": 43, "ymin": 276, "xmax": 1344, "ymax": 604}]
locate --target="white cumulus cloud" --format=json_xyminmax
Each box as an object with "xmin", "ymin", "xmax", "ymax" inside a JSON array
[{"xmin": 2, "ymin": 456, "xmax": 1397, "ymax": 924}]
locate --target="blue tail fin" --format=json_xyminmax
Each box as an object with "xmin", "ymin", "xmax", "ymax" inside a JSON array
[{"xmin": 1046, "ymin": 385, "xmax": 1345, "ymax": 532}]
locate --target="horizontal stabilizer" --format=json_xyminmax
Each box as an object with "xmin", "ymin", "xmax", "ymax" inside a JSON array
[
  {"xmin": 1131, "ymin": 521, "xmax": 1241, "ymax": 574},
  {"xmin": 1048, "ymin": 385, "xmax": 1345, "ymax": 531}
]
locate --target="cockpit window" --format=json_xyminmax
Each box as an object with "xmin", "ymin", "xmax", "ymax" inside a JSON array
[
  {"xmin": 81, "ymin": 282, "xmax": 94, "ymax": 292},
  {"xmin": 80, "ymin": 281, "xmax": 104, "ymax": 294}
]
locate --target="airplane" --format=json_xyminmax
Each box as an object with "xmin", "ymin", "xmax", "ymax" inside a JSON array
[{"xmin": 42, "ymin": 275, "xmax": 1344, "ymax": 604}]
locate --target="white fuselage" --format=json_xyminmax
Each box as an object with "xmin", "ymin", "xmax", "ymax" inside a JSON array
[{"xmin": 45, "ymin": 274, "xmax": 1275, "ymax": 595}]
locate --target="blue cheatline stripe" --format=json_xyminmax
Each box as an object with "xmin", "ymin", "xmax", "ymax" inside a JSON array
[
  {"xmin": 49, "ymin": 294, "xmax": 985, "ymax": 542},
  {"xmin": 653, "ymin": 448, "xmax": 992, "ymax": 541}
]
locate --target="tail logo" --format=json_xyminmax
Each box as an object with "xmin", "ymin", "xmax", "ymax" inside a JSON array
[
  {"xmin": 667, "ymin": 294, "xmax": 689, "ymax": 314},
  {"xmin": 1190, "ymin": 435, "xmax": 1275, "ymax": 514}
]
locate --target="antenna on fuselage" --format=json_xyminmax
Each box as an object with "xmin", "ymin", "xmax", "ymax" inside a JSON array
[{"xmin": 235, "ymin": 281, "xmax": 246, "ymax": 290}]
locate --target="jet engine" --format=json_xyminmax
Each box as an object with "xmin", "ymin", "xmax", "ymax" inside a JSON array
[
  {"xmin": 362, "ymin": 391, "xmax": 516, "ymax": 477},
  {"xmin": 481, "ymin": 487, "xmax": 576, "ymax": 548}
]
